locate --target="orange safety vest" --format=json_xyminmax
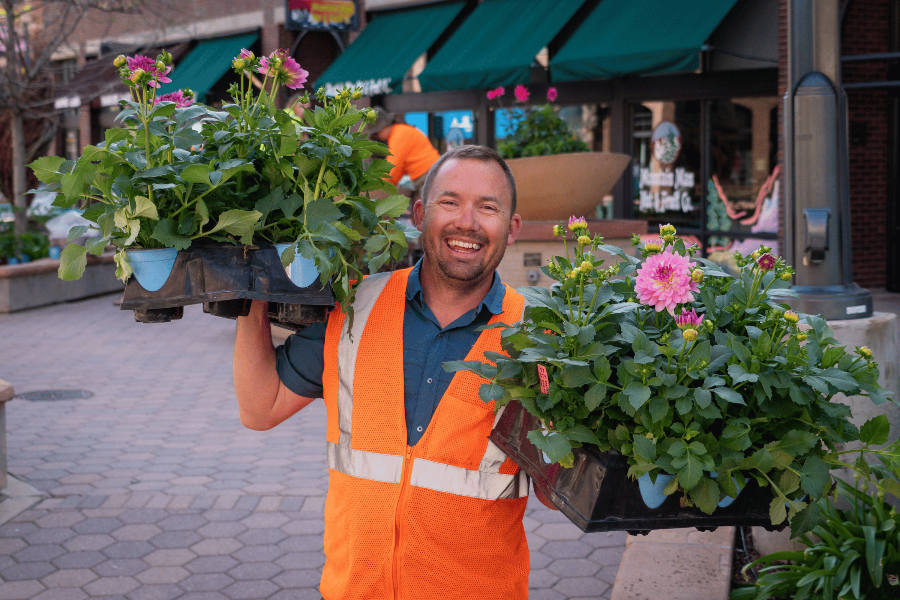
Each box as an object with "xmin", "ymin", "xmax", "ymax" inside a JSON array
[{"xmin": 320, "ymin": 267, "xmax": 529, "ymax": 600}]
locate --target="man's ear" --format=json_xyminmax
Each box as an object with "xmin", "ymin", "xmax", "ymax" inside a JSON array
[
  {"xmin": 412, "ymin": 199, "xmax": 426, "ymax": 230},
  {"xmin": 507, "ymin": 213, "xmax": 522, "ymax": 246}
]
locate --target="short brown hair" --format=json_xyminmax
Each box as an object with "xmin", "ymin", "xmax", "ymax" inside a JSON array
[{"xmin": 420, "ymin": 145, "xmax": 517, "ymax": 215}]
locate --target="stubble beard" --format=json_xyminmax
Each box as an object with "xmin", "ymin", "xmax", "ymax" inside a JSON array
[{"xmin": 424, "ymin": 228, "xmax": 503, "ymax": 289}]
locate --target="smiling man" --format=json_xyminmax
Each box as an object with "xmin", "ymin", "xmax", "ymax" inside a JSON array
[{"xmin": 233, "ymin": 145, "xmax": 551, "ymax": 600}]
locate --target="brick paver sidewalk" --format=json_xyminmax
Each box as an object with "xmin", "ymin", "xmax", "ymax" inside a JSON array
[{"xmin": 0, "ymin": 294, "xmax": 624, "ymax": 599}]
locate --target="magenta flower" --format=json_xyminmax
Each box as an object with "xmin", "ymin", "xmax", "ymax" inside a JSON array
[
  {"xmin": 514, "ymin": 84, "xmax": 530, "ymax": 102},
  {"xmin": 757, "ymin": 253, "xmax": 776, "ymax": 272},
  {"xmin": 486, "ymin": 86, "xmax": 505, "ymax": 100},
  {"xmin": 153, "ymin": 90, "xmax": 192, "ymax": 108},
  {"xmin": 125, "ymin": 55, "xmax": 171, "ymax": 88},
  {"xmin": 567, "ymin": 215, "xmax": 588, "ymax": 232},
  {"xmin": 675, "ymin": 308, "xmax": 703, "ymax": 330},
  {"xmin": 258, "ymin": 52, "xmax": 309, "ymax": 90},
  {"xmin": 634, "ymin": 248, "xmax": 698, "ymax": 314},
  {"xmin": 547, "ymin": 87, "xmax": 558, "ymax": 102},
  {"xmin": 239, "ymin": 48, "xmax": 255, "ymax": 60}
]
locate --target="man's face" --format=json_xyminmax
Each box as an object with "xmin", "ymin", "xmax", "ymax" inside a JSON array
[{"xmin": 413, "ymin": 158, "xmax": 521, "ymax": 289}]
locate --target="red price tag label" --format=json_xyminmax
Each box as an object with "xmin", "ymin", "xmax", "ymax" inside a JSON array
[{"xmin": 537, "ymin": 364, "xmax": 550, "ymax": 394}]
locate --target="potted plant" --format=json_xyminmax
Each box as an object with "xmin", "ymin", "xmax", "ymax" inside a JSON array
[
  {"xmin": 29, "ymin": 48, "xmax": 417, "ymax": 323},
  {"xmin": 486, "ymin": 85, "xmax": 631, "ymax": 221},
  {"xmin": 446, "ymin": 219, "xmax": 899, "ymax": 536},
  {"xmin": 731, "ymin": 475, "xmax": 900, "ymax": 599}
]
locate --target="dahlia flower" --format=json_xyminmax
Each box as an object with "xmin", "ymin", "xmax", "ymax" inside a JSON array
[
  {"xmin": 675, "ymin": 308, "xmax": 703, "ymax": 330},
  {"xmin": 126, "ymin": 55, "xmax": 171, "ymax": 88},
  {"xmin": 514, "ymin": 84, "xmax": 530, "ymax": 102},
  {"xmin": 634, "ymin": 248, "xmax": 698, "ymax": 314},
  {"xmin": 757, "ymin": 253, "xmax": 776, "ymax": 272},
  {"xmin": 258, "ymin": 51, "xmax": 309, "ymax": 90},
  {"xmin": 486, "ymin": 87, "xmax": 505, "ymax": 100},
  {"xmin": 154, "ymin": 90, "xmax": 193, "ymax": 108},
  {"xmin": 567, "ymin": 215, "xmax": 588, "ymax": 232},
  {"xmin": 547, "ymin": 87, "xmax": 558, "ymax": 102}
]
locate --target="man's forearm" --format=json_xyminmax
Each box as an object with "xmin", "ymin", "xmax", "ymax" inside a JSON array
[{"xmin": 234, "ymin": 301, "xmax": 280, "ymax": 427}]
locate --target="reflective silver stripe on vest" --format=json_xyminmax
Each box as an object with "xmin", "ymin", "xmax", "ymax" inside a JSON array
[
  {"xmin": 327, "ymin": 441, "xmax": 403, "ymax": 484},
  {"xmin": 409, "ymin": 459, "xmax": 528, "ymax": 500},
  {"xmin": 335, "ymin": 272, "xmax": 392, "ymax": 441}
]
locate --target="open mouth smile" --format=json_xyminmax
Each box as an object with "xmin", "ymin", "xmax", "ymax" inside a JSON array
[{"xmin": 446, "ymin": 239, "xmax": 483, "ymax": 253}]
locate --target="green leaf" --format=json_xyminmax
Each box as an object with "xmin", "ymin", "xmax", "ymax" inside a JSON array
[
  {"xmin": 478, "ymin": 382, "xmax": 505, "ymax": 403},
  {"xmin": 778, "ymin": 430, "xmax": 821, "ymax": 456},
  {"xmin": 28, "ymin": 155, "xmax": 66, "ymax": 183},
  {"xmin": 800, "ymin": 456, "xmax": 830, "ymax": 497},
  {"xmin": 442, "ymin": 359, "xmax": 490, "ymax": 376},
  {"xmin": 560, "ymin": 365, "xmax": 596, "ymax": 388},
  {"xmin": 131, "ymin": 196, "xmax": 158, "ymax": 220},
  {"xmin": 150, "ymin": 219, "xmax": 192, "ymax": 250},
  {"xmin": 789, "ymin": 502, "xmax": 821, "ymax": 536},
  {"xmin": 181, "ymin": 163, "xmax": 212, "ymax": 185},
  {"xmin": 694, "ymin": 387, "xmax": 711, "ymax": 408},
  {"xmin": 728, "ymin": 364, "xmax": 759, "ymax": 385},
  {"xmin": 564, "ymin": 424, "xmax": 601, "ymax": 445},
  {"xmin": 769, "ymin": 495, "xmax": 787, "ymax": 524},
  {"xmin": 527, "ymin": 429, "xmax": 573, "ymax": 465},
  {"xmin": 712, "ymin": 387, "xmax": 745, "ymax": 405},
  {"xmin": 584, "ymin": 383, "xmax": 607, "ymax": 411},
  {"xmin": 633, "ymin": 435, "xmax": 656, "ymax": 461},
  {"xmin": 859, "ymin": 414, "xmax": 890, "ymax": 446},
  {"xmin": 305, "ymin": 198, "xmax": 344, "ymax": 229},
  {"xmin": 58, "ymin": 244, "xmax": 88, "ymax": 280},
  {"xmin": 207, "ymin": 210, "xmax": 262, "ymax": 244},
  {"xmin": 689, "ymin": 477, "xmax": 720, "ymax": 514},
  {"xmin": 375, "ymin": 194, "xmax": 410, "ymax": 218},
  {"xmin": 675, "ymin": 452, "xmax": 704, "ymax": 489},
  {"xmin": 624, "ymin": 382, "xmax": 652, "ymax": 411}
]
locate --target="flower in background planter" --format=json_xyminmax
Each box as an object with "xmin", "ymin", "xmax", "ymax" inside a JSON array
[{"xmin": 487, "ymin": 82, "xmax": 589, "ymax": 159}]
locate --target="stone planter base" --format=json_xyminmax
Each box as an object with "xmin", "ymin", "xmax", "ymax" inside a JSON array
[{"xmin": 0, "ymin": 253, "xmax": 120, "ymax": 313}]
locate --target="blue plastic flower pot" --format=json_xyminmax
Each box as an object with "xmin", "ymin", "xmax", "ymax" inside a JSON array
[
  {"xmin": 126, "ymin": 247, "xmax": 178, "ymax": 292},
  {"xmin": 638, "ymin": 473, "xmax": 675, "ymax": 509},
  {"xmin": 710, "ymin": 471, "xmax": 743, "ymax": 508},
  {"xmin": 274, "ymin": 243, "xmax": 319, "ymax": 288}
]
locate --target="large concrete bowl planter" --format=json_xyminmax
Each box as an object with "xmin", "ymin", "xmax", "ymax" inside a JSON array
[
  {"xmin": 489, "ymin": 400, "xmax": 787, "ymax": 535},
  {"xmin": 504, "ymin": 152, "xmax": 632, "ymax": 221}
]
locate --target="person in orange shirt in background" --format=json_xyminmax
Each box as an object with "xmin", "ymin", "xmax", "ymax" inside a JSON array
[{"xmin": 365, "ymin": 107, "xmax": 440, "ymax": 202}]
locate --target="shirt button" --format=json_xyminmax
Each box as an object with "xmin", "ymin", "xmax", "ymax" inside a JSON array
[
  {"xmin": 426, "ymin": 378, "xmax": 433, "ymax": 384},
  {"xmin": 417, "ymin": 426, "xmax": 423, "ymax": 432}
]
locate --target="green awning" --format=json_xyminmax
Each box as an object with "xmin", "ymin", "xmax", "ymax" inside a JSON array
[
  {"xmin": 418, "ymin": 0, "xmax": 588, "ymax": 92},
  {"xmin": 158, "ymin": 32, "xmax": 259, "ymax": 102},
  {"xmin": 550, "ymin": 0, "xmax": 741, "ymax": 82},
  {"xmin": 315, "ymin": 2, "xmax": 465, "ymax": 96}
]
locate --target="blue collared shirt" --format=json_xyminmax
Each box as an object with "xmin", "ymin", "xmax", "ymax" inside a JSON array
[{"xmin": 275, "ymin": 259, "xmax": 506, "ymax": 446}]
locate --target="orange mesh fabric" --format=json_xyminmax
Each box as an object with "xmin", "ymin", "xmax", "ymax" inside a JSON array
[
  {"xmin": 401, "ymin": 487, "xmax": 529, "ymax": 599},
  {"xmin": 320, "ymin": 471, "xmax": 400, "ymax": 599},
  {"xmin": 323, "ymin": 306, "xmax": 346, "ymax": 445},
  {"xmin": 350, "ymin": 269, "xmax": 409, "ymax": 455}
]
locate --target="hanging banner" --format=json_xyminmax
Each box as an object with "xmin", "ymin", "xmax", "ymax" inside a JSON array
[{"xmin": 286, "ymin": 0, "xmax": 359, "ymax": 31}]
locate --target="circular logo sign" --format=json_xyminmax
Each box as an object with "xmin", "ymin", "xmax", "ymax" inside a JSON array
[{"xmin": 651, "ymin": 121, "xmax": 682, "ymax": 166}]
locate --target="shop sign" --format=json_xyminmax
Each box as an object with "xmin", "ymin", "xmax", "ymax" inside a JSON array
[
  {"xmin": 100, "ymin": 92, "xmax": 131, "ymax": 107},
  {"xmin": 638, "ymin": 120, "xmax": 696, "ymax": 213},
  {"xmin": 324, "ymin": 77, "xmax": 391, "ymax": 97},
  {"xmin": 54, "ymin": 95, "xmax": 81, "ymax": 110},
  {"xmin": 286, "ymin": 0, "xmax": 358, "ymax": 31}
]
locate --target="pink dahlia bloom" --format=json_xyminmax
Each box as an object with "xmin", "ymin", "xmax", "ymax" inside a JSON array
[
  {"xmin": 486, "ymin": 86, "xmax": 505, "ymax": 100},
  {"xmin": 259, "ymin": 53, "xmax": 309, "ymax": 90},
  {"xmin": 757, "ymin": 253, "xmax": 776, "ymax": 272},
  {"xmin": 239, "ymin": 48, "xmax": 255, "ymax": 60},
  {"xmin": 675, "ymin": 308, "xmax": 703, "ymax": 330},
  {"xmin": 567, "ymin": 215, "xmax": 588, "ymax": 231},
  {"xmin": 546, "ymin": 87, "xmax": 558, "ymax": 102},
  {"xmin": 154, "ymin": 90, "xmax": 192, "ymax": 108},
  {"xmin": 126, "ymin": 55, "xmax": 171, "ymax": 88},
  {"xmin": 634, "ymin": 248, "xmax": 698, "ymax": 314},
  {"xmin": 514, "ymin": 84, "xmax": 530, "ymax": 102}
]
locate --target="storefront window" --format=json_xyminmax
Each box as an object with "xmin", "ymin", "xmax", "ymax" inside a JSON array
[
  {"xmin": 705, "ymin": 97, "xmax": 780, "ymax": 272},
  {"xmin": 432, "ymin": 110, "xmax": 474, "ymax": 152},
  {"xmin": 631, "ymin": 100, "xmax": 703, "ymax": 243}
]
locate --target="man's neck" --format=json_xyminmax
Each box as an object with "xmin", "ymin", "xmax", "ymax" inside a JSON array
[{"xmin": 418, "ymin": 260, "xmax": 495, "ymax": 329}]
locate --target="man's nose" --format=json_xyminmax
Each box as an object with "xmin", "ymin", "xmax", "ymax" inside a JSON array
[{"xmin": 451, "ymin": 204, "xmax": 479, "ymax": 230}]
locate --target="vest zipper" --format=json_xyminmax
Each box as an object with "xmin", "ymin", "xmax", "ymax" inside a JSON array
[{"xmin": 393, "ymin": 445, "xmax": 414, "ymax": 599}]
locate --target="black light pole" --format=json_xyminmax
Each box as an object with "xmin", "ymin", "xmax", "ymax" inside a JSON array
[{"xmin": 783, "ymin": 0, "xmax": 873, "ymax": 319}]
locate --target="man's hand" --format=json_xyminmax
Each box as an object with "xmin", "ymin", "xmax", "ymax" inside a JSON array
[{"xmin": 233, "ymin": 301, "xmax": 316, "ymax": 430}]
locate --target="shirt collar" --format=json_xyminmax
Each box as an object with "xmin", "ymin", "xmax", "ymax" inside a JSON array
[{"xmin": 406, "ymin": 258, "xmax": 506, "ymax": 316}]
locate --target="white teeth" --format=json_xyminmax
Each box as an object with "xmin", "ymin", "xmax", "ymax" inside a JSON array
[{"xmin": 448, "ymin": 240, "xmax": 481, "ymax": 250}]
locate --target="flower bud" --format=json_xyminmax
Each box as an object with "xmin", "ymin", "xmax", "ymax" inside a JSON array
[
  {"xmin": 552, "ymin": 224, "xmax": 564, "ymax": 237},
  {"xmin": 663, "ymin": 234, "xmax": 675, "ymax": 244},
  {"xmin": 113, "ymin": 54, "xmax": 127, "ymax": 68},
  {"xmin": 751, "ymin": 251, "xmax": 760, "ymax": 260},
  {"xmin": 660, "ymin": 223, "xmax": 676, "ymax": 236},
  {"xmin": 682, "ymin": 329, "xmax": 698, "ymax": 342},
  {"xmin": 130, "ymin": 69, "xmax": 146, "ymax": 84},
  {"xmin": 643, "ymin": 239, "xmax": 663, "ymax": 254},
  {"xmin": 580, "ymin": 260, "xmax": 593, "ymax": 272},
  {"xmin": 796, "ymin": 333, "xmax": 808, "ymax": 342},
  {"xmin": 703, "ymin": 319, "xmax": 715, "ymax": 332},
  {"xmin": 232, "ymin": 58, "xmax": 245, "ymax": 71},
  {"xmin": 577, "ymin": 235, "xmax": 591, "ymax": 246},
  {"xmin": 859, "ymin": 346, "xmax": 873, "ymax": 359},
  {"xmin": 155, "ymin": 60, "xmax": 166, "ymax": 71},
  {"xmin": 784, "ymin": 310, "xmax": 800, "ymax": 324},
  {"xmin": 781, "ymin": 271, "xmax": 793, "ymax": 281},
  {"xmin": 352, "ymin": 90, "xmax": 362, "ymax": 100},
  {"xmin": 691, "ymin": 268, "xmax": 704, "ymax": 283}
]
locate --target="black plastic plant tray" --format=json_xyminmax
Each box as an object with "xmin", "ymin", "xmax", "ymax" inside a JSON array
[
  {"xmin": 119, "ymin": 243, "xmax": 334, "ymax": 327},
  {"xmin": 489, "ymin": 401, "xmax": 788, "ymax": 535}
]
